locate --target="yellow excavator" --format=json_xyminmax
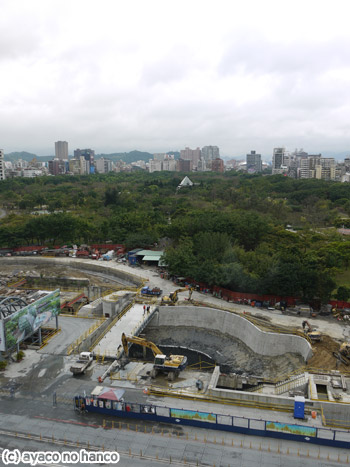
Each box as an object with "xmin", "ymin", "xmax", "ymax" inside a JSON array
[
  {"xmin": 302, "ymin": 320, "xmax": 322, "ymax": 342},
  {"xmin": 121, "ymin": 333, "xmax": 188, "ymax": 381},
  {"xmin": 333, "ymin": 342, "xmax": 350, "ymax": 366},
  {"xmin": 161, "ymin": 287, "xmax": 194, "ymax": 305}
]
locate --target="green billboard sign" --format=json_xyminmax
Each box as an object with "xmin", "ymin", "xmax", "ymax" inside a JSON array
[{"xmin": 4, "ymin": 289, "xmax": 60, "ymax": 350}]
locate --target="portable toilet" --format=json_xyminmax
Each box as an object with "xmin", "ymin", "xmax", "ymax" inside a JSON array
[{"xmin": 294, "ymin": 396, "xmax": 305, "ymax": 419}]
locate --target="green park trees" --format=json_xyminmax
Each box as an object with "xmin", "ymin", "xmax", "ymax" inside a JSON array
[{"xmin": 1, "ymin": 171, "xmax": 350, "ymax": 302}]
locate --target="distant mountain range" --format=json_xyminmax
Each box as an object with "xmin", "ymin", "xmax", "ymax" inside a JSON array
[
  {"xmin": 4, "ymin": 152, "xmax": 50, "ymax": 163},
  {"xmin": 4, "ymin": 150, "xmax": 180, "ymax": 164}
]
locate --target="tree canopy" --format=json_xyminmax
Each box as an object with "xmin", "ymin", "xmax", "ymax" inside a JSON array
[{"xmin": 1, "ymin": 171, "xmax": 349, "ymax": 302}]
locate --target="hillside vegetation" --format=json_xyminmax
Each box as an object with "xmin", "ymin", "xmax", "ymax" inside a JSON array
[{"xmin": 1, "ymin": 171, "xmax": 350, "ymax": 302}]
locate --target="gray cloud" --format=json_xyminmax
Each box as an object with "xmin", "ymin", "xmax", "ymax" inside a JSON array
[{"xmin": 1, "ymin": 0, "xmax": 350, "ymax": 158}]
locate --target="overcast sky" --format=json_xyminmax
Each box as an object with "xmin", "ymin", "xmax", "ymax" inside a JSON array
[{"xmin": 1, "ymin": 0, "xmax": 350, "ymax": 158}]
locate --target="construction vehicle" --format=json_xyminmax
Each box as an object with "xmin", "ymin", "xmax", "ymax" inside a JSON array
[
  {"xmin": 121, "ymin": 333, "xmax": 187, "ymax": 381},
  {"xmin": 340, "ymin": 342, "xmax": 350, "ymax": 357},
  {"xmin": 141, "ymin": 286, "xmax": 162, "ymax": 296},
  {"xmin": 333, "ymin": 342, "xmax": 350, "ymax": 366},
  {"xmin": 302, "ymin": 321, "xmax": 322, "ymax": 342},
  {"xmin": 161, "ymin": 288, "xmax": 192, "ymax": 305},
  {"xmin": 70, "ymin": 352, "xmax": 93, "ymax": 375}
]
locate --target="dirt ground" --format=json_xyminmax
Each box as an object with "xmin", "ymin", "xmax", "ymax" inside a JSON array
[{"xmin": 306, "ymin": 335, "xmax": 348, "ymax": 372}]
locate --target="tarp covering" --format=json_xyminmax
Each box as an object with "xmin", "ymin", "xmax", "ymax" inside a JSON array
[
  {"xmin": 91, "ymin": 386, "xmax": 125, "ymax": 401},
  {"xmin": 98, "ymin": 387, "xmax": 125, "ymax": 401},
  {"xmin": 135, "ymin": 250, "xmax": 164, "ymax": 256}
]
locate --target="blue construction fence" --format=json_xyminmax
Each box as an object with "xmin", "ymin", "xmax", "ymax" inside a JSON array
[{"xmin": 74, "ymin": 396, "xmax": 350, "ymax": 450}]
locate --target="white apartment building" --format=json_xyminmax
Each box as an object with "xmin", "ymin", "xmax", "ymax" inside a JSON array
[
  {"xmin": 149, "ymin": 160, "xmax": 162, "ymax": 173},
  {"xmin": 162, "ymin": 159, "xmax": 177, "ymax": 171},
  {"xmin": 79, "ymin": 156, "xmax": 90, "ymax": 175},
  {"xmin": 95, "ymin": 158, "xmax": 113, "ymax": 174},
  {"xmin": 298, "ymin": 155, "xmax": 337, "ymax": 180}
]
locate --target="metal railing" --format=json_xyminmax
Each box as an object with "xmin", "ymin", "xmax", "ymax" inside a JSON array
[
  {"xmin": 88, "ymin": 302, "xmax": 135, "ymax": 352},
  {"xmin": 67, "ymin": 319, "xmax": 105, "ymax": 355}
]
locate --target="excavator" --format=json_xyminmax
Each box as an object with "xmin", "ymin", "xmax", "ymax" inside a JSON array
[
  {"xmin": 302, "ymin": 320, "xmax": 322, "ymax": 342},
  {"xmin": 333, "ymin": 342, "xmax": 350, "ymax": 366},
  {"xmin": 121, "ymin": 332, "xmax": 188, "ymax": 381},
  {"xmin": 161, "ymin": 287, "xmax": 194, "ymax": 305}
]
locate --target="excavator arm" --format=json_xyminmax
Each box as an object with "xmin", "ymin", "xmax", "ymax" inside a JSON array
[{"xmin": 121, "ymin": 333, "xmax": 163, "ymax": 357}]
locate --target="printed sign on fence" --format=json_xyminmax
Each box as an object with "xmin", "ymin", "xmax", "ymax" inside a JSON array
[
  {"xmin": 266, "ymin": 421, "xmax": 316, "ymax": 437},
  {"xmin": 170, "ymin": 408, "xmax": 216, "ymax": 423}
]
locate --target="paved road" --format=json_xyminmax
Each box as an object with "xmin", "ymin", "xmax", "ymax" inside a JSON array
[
  {"xmin": 0, "ymin": 397, "xmax": 348, "ymax": 467},
  {"xmin": 39, "ymin": 316, "xmax": 98, "ymax": 356},
  {"xmin": 88, "ymin": 259, "xmax": 346, "ymax": 340}
]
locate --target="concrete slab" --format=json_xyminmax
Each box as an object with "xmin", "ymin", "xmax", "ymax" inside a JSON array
[{"xmin": 94, "ymin": 304, "xmax": 156, "ymax": 357}]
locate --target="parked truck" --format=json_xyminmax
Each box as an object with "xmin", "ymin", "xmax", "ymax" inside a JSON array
[
  {"xmin": 70, "ymin": 352, "xmax": 93, "ymax": 375},
  {"xmin": 141, "ymin": 286, "xmax": 162, "ymax": 296}
]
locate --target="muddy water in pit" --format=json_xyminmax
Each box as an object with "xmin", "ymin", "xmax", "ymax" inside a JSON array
[{"xmin": 143, "ymin": 326, "xmax": 305, "ymax": 379}]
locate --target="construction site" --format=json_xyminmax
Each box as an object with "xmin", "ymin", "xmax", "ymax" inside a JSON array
[{"xmin": 1, "ymin": 256, "xmax": 350, "ymax": 457}]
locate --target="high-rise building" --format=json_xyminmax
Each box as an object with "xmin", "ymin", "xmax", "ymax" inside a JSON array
[
  {"xmin": 74, "ymin": 148, "xmax": 95, "ymax": 163},
  {"xmin": 149, "ymin": 160, "xmax": 162, "ymax": 173},
  {"xmin": 78, "ymin": 156, "xmax": 90, "ymax": 175},
  {"xmin": 211, "ymin": 158, "xmax": 225, "ymax": 173},
  {"xmin": 0, "ymin": 149, "xmax": 5, "ymax": 180},
  {"xmin": 73, "ymin": 149, "xmax": 95, "ymax": 174},
  {"xmin": 55, "ymin": 141, "xmax": 68, "ymax": 160},
  {"xmin": 272, "ymin": 147, "xmax": 292, "ymax": 175},
  {"xmin": 95, "ymin": 158, "xmax": 113, "ymax": 174},
  {"xmin": 153, "ymin": 153, "xmax": 166, "ymax": 161},
  {"xmin": 201, "ymin": 146, "xmax": 220, "ymax": 166},
  {"xmin": 180, "ymin": 147, "xmax": 201, "ymax": 169},
  {"xmin": 162, "ymin": 158, "xmax": 177, "ymax": 171},
  {"xmin": 246, "ymin": 150, "xmax": 262, "ymax": 173},
  {"xmin": 48, "ymin": 159, "xmax": 67, "ymax": 175},
  {"xmin": 272, "ymin": 147, "xmax": 285, "ymax": 174},
  {"xmin": 177, "ymin": 159, "xmax": 193, "ymax": 172},
  {"xmin": 298, "ymin": 155, "xmax": 336, "ymax": 180},
  {"xmin": 344, "ymin": 158, "xmax": 350, "ymax": 172},
  {"xmin": 68, "ymin": 158, "xmax": 81, "ymax": 175}
]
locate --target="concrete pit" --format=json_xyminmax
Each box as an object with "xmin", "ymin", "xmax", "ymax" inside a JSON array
[{"xmin": 143, "ymin": 326, "xmax": 304, "ymax": 379}]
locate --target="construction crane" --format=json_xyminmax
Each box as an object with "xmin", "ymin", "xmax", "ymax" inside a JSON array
[
  {"xmin": 161, "ymin": 287, "xmax": 193, "ymax": 305},
  {"xmin": 121, "ymin": 333, "xmax": 187, "ymax": 381},
  {"xmin": 302, "ymin": 320, "xmax": 322, "ymax": 342}
]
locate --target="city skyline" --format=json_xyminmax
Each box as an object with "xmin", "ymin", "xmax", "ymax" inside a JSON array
[{"xmin": 2, "ymin": 1, "xmax": 350, "ymax": 156}]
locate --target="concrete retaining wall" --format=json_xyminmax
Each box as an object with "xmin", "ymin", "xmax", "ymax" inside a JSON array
[
  {"xmin": 102, "ymin": 293, "xmax": 135, "ymax": 318},
  {"xmin": 155, "ymin": 306, "xmax": 313, "ymax": 362},
  {"xmin": 78, "ymin": 318, "xmax": 111, "ymax": 353},
  {"xmin": 2, "ymin": 257, "xmax": 143, "ymax": 287}
]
